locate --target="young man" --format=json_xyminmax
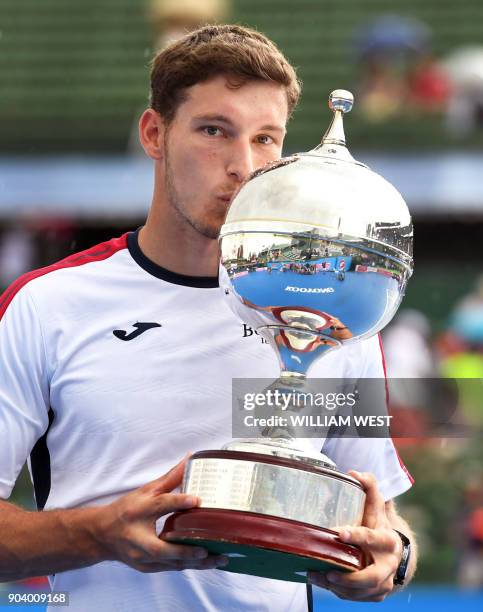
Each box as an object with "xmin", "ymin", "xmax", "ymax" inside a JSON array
[{"xmin": 0, "ymin": 25, "xmax": 416, "ymax": 610}]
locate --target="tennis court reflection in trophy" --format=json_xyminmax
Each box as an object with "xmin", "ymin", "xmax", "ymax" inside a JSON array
[{"xmin": 162, "ymin": 90, "xmax": 413, "ymax": 583}]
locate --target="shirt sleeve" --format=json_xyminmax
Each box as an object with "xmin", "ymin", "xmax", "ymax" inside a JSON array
[
  {"xmin": 322, "ymin": 334, "xmax": 414, "ymax": 501},
  {"xmin": 0, "ymin": 285, "xmax": 51, "ymax": 499}
]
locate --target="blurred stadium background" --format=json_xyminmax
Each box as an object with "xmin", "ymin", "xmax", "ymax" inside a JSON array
[{"xmin": 0, "ymin": 0, "xmax": 482, "ymax": 610}]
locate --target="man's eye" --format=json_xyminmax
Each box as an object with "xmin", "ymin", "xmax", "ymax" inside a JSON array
[
  {"xmin": 202, "ymin": 126, "xmax": 223, "ymax": 137},
  {"xmin": 257, "ymin": 135, "xmax": 274, "ymax": 145}
]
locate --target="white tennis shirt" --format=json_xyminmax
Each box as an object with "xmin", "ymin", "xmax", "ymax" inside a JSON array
[{"xmin": 0, "ymin": 230, "xmax": 412, "ymax": 611}]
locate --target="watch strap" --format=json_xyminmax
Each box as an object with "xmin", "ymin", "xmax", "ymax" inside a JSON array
[{"xmin": 393, "ymin": 529, "xmax": 411, "ymax": 586}]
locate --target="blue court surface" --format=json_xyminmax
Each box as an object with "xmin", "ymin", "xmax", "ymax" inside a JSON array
[
  {"xmin": 1, "ymin": 585, "xmax": 482, "ymax": 611},
  {"xmin": 315, "ymin": 585, "xmax": 483, "ymax": 611}
]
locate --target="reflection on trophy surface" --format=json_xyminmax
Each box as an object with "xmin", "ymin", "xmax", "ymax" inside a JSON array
[{"xmin": 162, "ymin": 89, "xmax": 414, "ymax": 583}]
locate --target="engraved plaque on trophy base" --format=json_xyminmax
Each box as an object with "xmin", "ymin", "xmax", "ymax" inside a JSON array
[{"xmin": 161, "ymin": 448, "xmax": 366, "ymax": 583}]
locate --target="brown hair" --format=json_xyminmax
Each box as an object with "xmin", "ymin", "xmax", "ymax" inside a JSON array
[{"xmin": 150, "ymin": 24, "xmax": 301, "ymax": 123}]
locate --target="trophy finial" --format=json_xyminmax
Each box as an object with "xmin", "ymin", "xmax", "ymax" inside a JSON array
[
  {"xmin": 322, "ymin": 89, "xmax": 354, "ymax": 147},
  {"xmin": 328, "ymin": 89, "xmax": 354, "ymax": 114}
]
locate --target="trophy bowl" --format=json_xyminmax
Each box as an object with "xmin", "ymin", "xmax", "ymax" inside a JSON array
[{"xmin": 161, "ymin": 90, "xmax": 413, "ymax": 583}]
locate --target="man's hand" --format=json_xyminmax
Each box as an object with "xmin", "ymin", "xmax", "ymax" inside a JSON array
[
  {"xmin": 308, "ymin": 471, "xmax": 403, "ymax": 602},
  {"xmin": 97, "ymin": 455, "xmax": 228, "ymax": 573}
]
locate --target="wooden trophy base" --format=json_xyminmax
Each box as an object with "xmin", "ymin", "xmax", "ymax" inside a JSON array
[{"xmin": 162, "ymin": 508, "xmax": 364, "ymax": 583}]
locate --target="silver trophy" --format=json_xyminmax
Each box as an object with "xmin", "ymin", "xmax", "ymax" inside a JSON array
[{"xmin": 162, "ymin": 90, "xmax": 413, "ymax": 582}]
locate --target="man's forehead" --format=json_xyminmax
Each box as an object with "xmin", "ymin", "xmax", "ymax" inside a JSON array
[{"xmin": 179, "ymin": 75, "xmax": 288, "ymax": 128}]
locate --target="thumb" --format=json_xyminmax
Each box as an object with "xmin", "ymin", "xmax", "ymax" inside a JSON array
[
  {"xmin": 349, "ymin": 470, "xmax": 385, "ymax": 529},
  {"xmin": 152, "ymin": 491, "xmax": 201, "ymax": 517},
  {"xmin": 147, "ymin": 453, "xmax": 192, "ymax": 495}
]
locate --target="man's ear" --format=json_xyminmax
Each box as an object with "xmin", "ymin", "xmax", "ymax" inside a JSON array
[{"xmin": 139, "ymin": 109, "xmax": 166, "ymax": 160}]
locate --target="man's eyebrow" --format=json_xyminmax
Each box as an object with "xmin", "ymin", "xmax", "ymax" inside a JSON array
[
  {"xmin": 191, "ymin": 114, "xmax": 235, "ymax": 125},
  {"xmin": 191, "ymin": 114, "xmax": 286, "ymax": 133},
  {"xmin": 259, "ymin": 124, "xmax": 286, "ymax": 134}
]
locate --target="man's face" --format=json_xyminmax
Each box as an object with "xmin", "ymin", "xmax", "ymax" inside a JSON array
[{"xmin": 161, "ymin": 75, "xmax": 288, "ymax": 239}]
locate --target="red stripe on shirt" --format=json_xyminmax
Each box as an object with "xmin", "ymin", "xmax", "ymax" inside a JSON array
[
  {"xmin": 0, "ymin": 233, "xmax": 128, "ymax": 321},
  {"xmin": 378, "ymin": 333, "xmax": 415, "ymax": 485}
]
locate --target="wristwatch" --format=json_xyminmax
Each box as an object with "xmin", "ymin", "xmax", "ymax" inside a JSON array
[{"xmin": 393, "ymin": 530, "xmax": 411, "ymax": 586}]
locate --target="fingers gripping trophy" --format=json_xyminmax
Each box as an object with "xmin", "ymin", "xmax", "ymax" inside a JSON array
[{"xmin": 162, "ymin": 91, "xmax": 413, "ymax": 583}]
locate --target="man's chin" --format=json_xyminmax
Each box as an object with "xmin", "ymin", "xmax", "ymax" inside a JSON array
[
  {"xmin": 196, "ymin": 213, "xmax": 226, "ymax": 240},
  {"xmin": 199, "ymin": 226, "xmax": 221, "ymax": 240},
  {"xmin": 192, "ymin": 219, "xmax": 222, "ymax": 240}
]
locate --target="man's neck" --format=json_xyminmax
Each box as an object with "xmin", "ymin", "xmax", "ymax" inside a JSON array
[{"xmin": 138, "ymin": 206, "xmax": 220, "ymax": 278}]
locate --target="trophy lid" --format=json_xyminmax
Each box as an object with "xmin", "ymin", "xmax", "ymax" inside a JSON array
[{"xmin": 220, "ymin": 89, "xmax": 413, "ymax": 266}]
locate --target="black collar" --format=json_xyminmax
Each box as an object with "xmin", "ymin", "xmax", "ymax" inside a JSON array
[{"xmin": 127, "ymin": 228, "xmax": 219, "ymax": 289}]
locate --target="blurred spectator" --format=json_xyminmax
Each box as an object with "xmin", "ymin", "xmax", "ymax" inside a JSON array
[
  {"xmin": 407, "ymin": 53, "xmax": 451, "ymax": 114},
  {"xmin": 147, "ymin": 0, "xmax": 230, "ymax": 52},
  {"xmin": 30, "ymin": 216, "xmax": 76, "ymax": 269},
  {"xmin": 457, "ymin": 475, "xmax": 483, "ymax": 589},
  {"xmin": 357, "ymin": 56, "xmax": 406, "ymax": 122},
  {"xmin": 382, "ymin": 310, "xmax": 436, "ymax": 440},
  {"xmin": 444, "ymin": 46, "xmax": 483, "ymax": 136},
  {"xmin": 438, "ymin": 275, "xmax": 483, "ymax": 428},
  {"xmin": 0, "ymin": 221, "xmax": 35, "ymax": 289},
  {"xmin": 450, "ymin": 273, "xmax": 483, "ymax": 346},
  {"xmin": 353, "ymin": 15, "xmax": 449, "ymax": 122},
  {"xmin": 383, "ymin": 309, "xmax": 434, "ymax": 378}
]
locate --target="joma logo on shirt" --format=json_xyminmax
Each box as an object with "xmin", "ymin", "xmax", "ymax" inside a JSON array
[{"xmin": 113, "ymin": 322, "xmax": 161, "ymax": 341}]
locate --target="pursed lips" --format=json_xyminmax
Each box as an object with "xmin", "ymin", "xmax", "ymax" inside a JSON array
[{"xmin": 218, "ymin": 193, "xmax": 234, "ymax": 203}]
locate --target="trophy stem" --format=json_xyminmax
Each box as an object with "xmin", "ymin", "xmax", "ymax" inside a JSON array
[
  {"xmin": 258, "ymin": 323, "xmax": 342, "ymax": 380},
  {"xmin": 257, "ymin": 373, "xmax": 311, "ymax": 440},
  {"xmin": 279, "ymin": 370, "xmax": 306, "ymax": 385}
]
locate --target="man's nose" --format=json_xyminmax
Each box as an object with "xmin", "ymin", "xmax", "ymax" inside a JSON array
[{"xmin": 226, "ymin": 140, "xmax": 254, "ymax": 182}]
